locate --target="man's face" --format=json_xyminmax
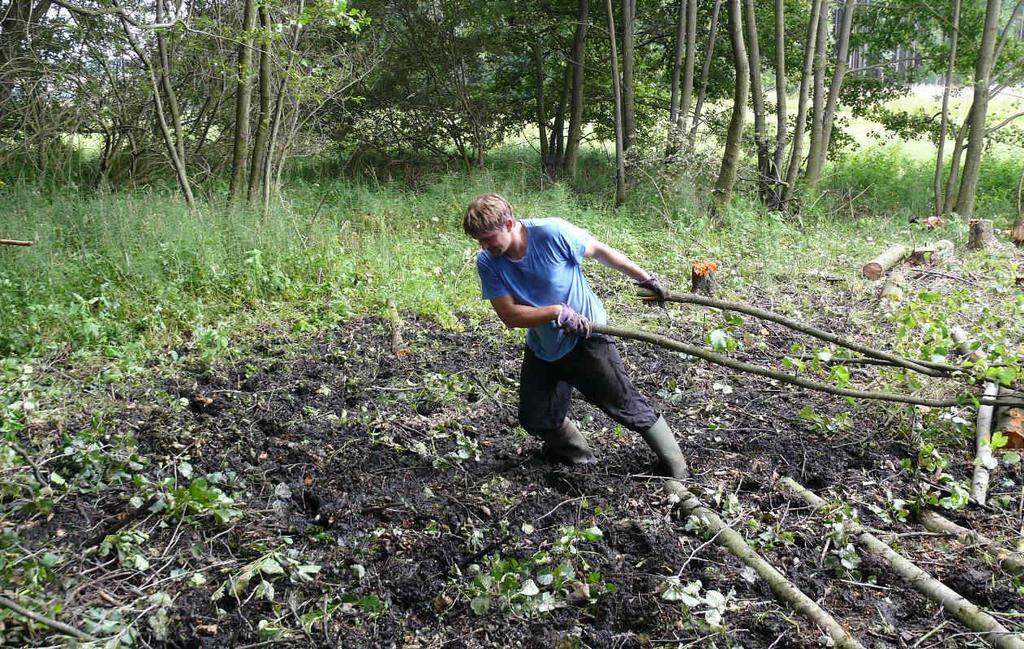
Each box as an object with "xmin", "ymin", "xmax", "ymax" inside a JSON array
[{"xmin": 473, "ymin": 220, "xmax": 513, "ymax": 257}]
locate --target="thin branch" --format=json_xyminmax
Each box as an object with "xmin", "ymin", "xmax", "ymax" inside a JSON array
[{"xmin": 0, "ymin": 593, "xmax": 96, "ymax": 641}]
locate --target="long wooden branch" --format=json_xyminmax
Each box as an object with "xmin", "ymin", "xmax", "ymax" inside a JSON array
[
  {"xmin": 592, "ymin": 324, "xmax": 1023, "ymax": 408},
  {"xmin": 0, "ymin": 239, "xmax": 32, "ymax": 246},
  {"xmin": 0, "ymin": 593, "xmax": 95, "ymax": 642},
  {"xmin": 780, "ymin": 478, "xmax": 1024, "ymax": 649},
  {"xmin": 917, "ymin": 510, "xmax": 1024, "ymax": 576},
  {"xmin": 971, "ymin": 382, "xmax": 1000, "ymax": 505},
  {"xmin": 641, "ymin": 289, "xmax": 956, "ymax": 376},
  {"xmin": 662, "ymin": 480, "xmax": 865, "ymax": 649}
]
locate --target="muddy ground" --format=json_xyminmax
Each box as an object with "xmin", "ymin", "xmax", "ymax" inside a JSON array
[{"xmin": 9, "ymin": 281, "xmax": 1024, "ymax": 648}]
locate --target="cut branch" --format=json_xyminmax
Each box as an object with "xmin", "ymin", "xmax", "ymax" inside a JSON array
[
  {"xmin": 639, "ymin": 289, "xmax": 956, "ymax": 376},
  {"xmin": 591, "ymin": 323, "xmax": 1021, "ymax": 408},
  {"xmin": 780, "ymin": 478, "xmax": 1024, "ymax": 649},
  {"xmin": 662, "ymin": 480, "xmax": 865, "ymax": 649},
  {"xmin": 0, "ymin": 239, "xmax": 32, "ymax": 246},
  {"xmin": 862, "ymin": 244, "xmax": 910, "ymax": 280},
  {"xmin": 917, "ymin": 510, "xmax": 1024, "ymax": 577},
  {"xmin": 972, "ymin": 381, "xmax": 1000, "ymax": 505},
  {"xmin": 0, "ymin": 593, "xmax": 95, "ymax": 641}
]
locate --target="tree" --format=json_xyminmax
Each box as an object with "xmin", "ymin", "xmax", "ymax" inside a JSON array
[
  {"xmin": 229, "ymin": 0, "xmax": 259, "ymax": 201},
  {"xmin": 712, "ymin": 0, "xmax": 748, "ymax": 214}
]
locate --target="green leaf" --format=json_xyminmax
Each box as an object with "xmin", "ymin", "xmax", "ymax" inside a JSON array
[
  {"xmin": 991, "ymin": 431, "xmax": 1009, "ymax": 449},
  {"xmin": 470, "ymin": 596, "xmax": 491, "ymax": 615},
  {"xmin": 1002, "ymin": 451, "xmax": 1021, "ymax": 466},
  {"xmin": 709, "ymin": 329, "xmax": 730, "ymax": 352}
]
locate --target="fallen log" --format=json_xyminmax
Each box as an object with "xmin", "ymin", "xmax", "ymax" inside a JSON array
[
  {"xmin": 0, "ymin": 239, "xmax": 32, "ymax": 246},
  {"xmin": 591, "ymin": 323, "xmax": 1022, "ymax": 408},
  {"xmin": 968, "ymin": 219, "xmax": 997, "ymax": 251},
  {"xmin": 862, "ymin": 244, "xmax": 910, "ymax": 280},
  {"xmin": 950, "ymin": 326, "xmax": 987, "ymax": 362},
  {"xmin": 917, "ymin": 510, "xmax": 1024, "ymax": 577},
  {"xmin": 638, "ymin": 289, "xmax": 956, "ymax": 377},
  {"xmin": 879, "ymin": 270, "xmax": 905, "ymax": 302},
  {"xmin": 662, "ymin": 480, "xmax": 864, "ymax": 649},
  {"xmin": 971, "ymin": 382, "xmax": 1000, "ymax": 506},
  {"xmin": 780, "ymin": 478, "xmax": 1024, "ymax": 649}
]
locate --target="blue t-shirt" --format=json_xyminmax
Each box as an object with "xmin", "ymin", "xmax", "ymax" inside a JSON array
[{"xmin": 477, "ymin": 218, "xmax": 608, "ymax": 361}]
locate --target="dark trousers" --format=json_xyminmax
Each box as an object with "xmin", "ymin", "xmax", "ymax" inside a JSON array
[{"xmin": 518, "ymin": 335, "xmax": 659, "ymax": 437}]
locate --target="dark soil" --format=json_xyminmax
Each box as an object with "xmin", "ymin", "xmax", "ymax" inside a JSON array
[{"xmin": 11, "ymin": 299, "xmax": 1024, "ymax": 648}]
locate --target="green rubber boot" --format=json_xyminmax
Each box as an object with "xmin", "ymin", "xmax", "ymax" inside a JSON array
[
  {"xmin": 640, "ymin": 416, "xmax": 689, "ymax": 480},
  {"xmin": 541, "ymin": 418, "xmax": 596, "ymax": 465}
]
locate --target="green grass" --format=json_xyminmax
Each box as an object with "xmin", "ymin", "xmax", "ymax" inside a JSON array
[{"xmin": 0, "ymin": 139, "xmax": 1017, "ymax": 370}]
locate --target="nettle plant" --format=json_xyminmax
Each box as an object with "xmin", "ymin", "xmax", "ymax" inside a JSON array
[{"xmin": 463, "ymin": 525, "xmax": 615, "ymax": 616}]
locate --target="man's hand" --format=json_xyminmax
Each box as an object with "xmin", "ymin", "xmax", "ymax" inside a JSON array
[
  {"xmin": 556, "ymin": 304, "xmax": 592, "ymax": 338},
  {"xmin": 635, "ymin": 275, "xmax": 669, "ymax": 301}
]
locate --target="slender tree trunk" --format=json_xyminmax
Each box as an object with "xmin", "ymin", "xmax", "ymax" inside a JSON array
[
  {"xmin": 154, "ymin": 0, "xmax": 185, "ymax": 165},
  {"xmin": 262, "ymin": 1, "xmax": 304, "ymax": 212},
  {"xmin": 780, "ymin": 0, "xmax": 823, "ymax": 209},
  {"xmin": 621, "ymin": 0, "xmax": 636, "ymax": 157},
  {"xmin": 944, "ymin": 106, "xmax": 973, "ymax": 216},
  {"xmin": 956, "ymin": 0, "xmax": 1002, "ymax": 218},
  {"xmin": 688, "ymin": 0, "xmax": 722, "ymax": 146},
  {"xmin": 806, "ymin": 0, "xmax": 856, "ymax": 190},
  {"xmin": 804, "ymin": 0, "xmax": 829, "ymax": 183},
  {"xmin": 680, "ymin": 0, "xmax": 697, "ymax": 136},
  {"xmin": 562, "ymin": 0, "xmax": 590, "ymax": 180},
  {"xmin": 552, "ymin": 63, "xmax": 571, "ymax": 164},
  {"xmin": 229, "ymin": 0, "xmax": 259, "ymax": 202},
  {"xmin": 247, "ymin": 5, "xmax": 273, "ymax": 204},
  {"xmin": 770, "ymin": 0, "xmax": 787, "ymax": 208},
  {"xmin": 667, "ymin": 0, "xmax": 687, "ymax": 154},
  {"xmin": 532, "ymin": 40, "xmax": 550, "ymax": 176},
  {"xmin": 934, "ymin": 0, "xmax": 961, "ymax": 217},
  {"xmin": 712, "ymin": 0, "xmax": 749, "ymax": 214},
  {"xmin": 605, "ymin": 0, "xmax": 626, "ymax": 206},
  {"xmin": 742, "ymin": 0, "xmax": 769, "ymax": 202}
]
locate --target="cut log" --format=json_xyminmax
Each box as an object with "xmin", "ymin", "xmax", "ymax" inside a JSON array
[
  {"xmin": 917, "ymin": 510, "xmax": 1024, "ymax": 576},
  {"xmin": 386, "ymin": 298, "xmax": 410, "ymax": 359},
  {"xmin": 0, "ymin": 239, "xmax": 32, "ymax": 246},
  {"xmin": 862, "ymin": 244, "xmax": 910, "ymax": 280},
  {"xmin": 968, "ymin": 219, "xmax": 996, "ymax": 250},
  {"xmin": 780, "ymin": 477, "xmax": 1024, "ymax": 649},
  {"xmin": 662, "ymin": 480, "xmax": 865, "ymax": 649},
  {"xmin": 879, "ymin": 270, "xmax": 905, "ymax": 302},
  {"xmin": 690, "ymin": 260, "xmax": 717, "ymax": 296},
  {"xmin": 1011, "ymin": 216, "xmax": 1024, "ymax": 247},
  {"xmin": 971, "ymin": 381, "xmax": 1000, "ymax": 506},
  {"xmin": 950, "ymin": 326, "xmax": 987, "ymax": 361},
  {"xmin": 994, "ymin": 385, "xmax": 1024, "ymax": 449},
  {"xmin": 908, "ymin": 239, "xmax": 954, "ymax": 265}
]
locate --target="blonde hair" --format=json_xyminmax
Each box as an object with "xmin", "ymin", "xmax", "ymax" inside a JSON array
[{"xmin": 463, "ymin": 193, "xmax": 513, "ymax": 237}]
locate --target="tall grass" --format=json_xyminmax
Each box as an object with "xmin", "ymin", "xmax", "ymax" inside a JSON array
[{"xmin": 0, "ymin": 142, "xmax": 1014, "ymax": 364}]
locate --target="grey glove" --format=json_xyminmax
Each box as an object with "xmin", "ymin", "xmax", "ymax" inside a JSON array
[
  {"xmin": 556, "ymin": 304, "xmax": 592, "ymax": 338},
  {"xmin": 635, "ymin": 275, "xmax": 668, "ymax": 301}
]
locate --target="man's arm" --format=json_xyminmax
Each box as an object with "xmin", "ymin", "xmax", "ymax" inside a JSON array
[
  {"xmin": 584, "ymin": 240, "xmax": 652, "ymax": 282},
  {"xmin": 489, "ymin": 295, "xmax": 561, "ymax": 329}
]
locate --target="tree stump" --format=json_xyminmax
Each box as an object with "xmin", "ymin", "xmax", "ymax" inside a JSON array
[
  {"xmin": 691, "ymin": 260, "xmax": 718, "ymax": 296},
  {"xmin": 1010, "ymin": 216, "xmax": 1024, "ymax": 248},
  {"xmin": 862, "ymin": 244, "xmax": 910, "ymax": 280},
  {"xmin": 967, "ymin": 219, "xmax": 996, "ymax": 250}
]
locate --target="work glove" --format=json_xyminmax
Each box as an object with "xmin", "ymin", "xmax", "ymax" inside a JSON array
[
  {"xmin": 635, "ymin": 274, "xmax": 669, "ymax": 301},
  {"xmin": 556, "ymin": 304, "xmax": 592, "ymax": 338}
]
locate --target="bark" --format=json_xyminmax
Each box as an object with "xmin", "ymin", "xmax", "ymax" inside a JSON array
[
  {"xmin": 770, "ymin": 0, "xmax": 786, "ymax": 207},
  {"xmin": 805, "ymin": 0, "xmax": 857, "ymax": 190},
  {"xmin": 803, "ymin": 0, "xmax": 829, "ymax": 184},
  {"xmin": 552, "ymin": 63, "xmax": 570, "ymax": 165},
  {"xmin": 862, "ymin": 244, "xmax": 911, "ymax": 280},
  {"xmin": 667, "ymin": 0, "xmax": 687, "ymax": 151},
  {"xmin": 943, "ymin": 105, "xmax": 973, "ymax": 216},
  {"xmin": 620, "ymin": 0, "xmax": 636, "ymax": 156},
  {"xmin": 781, "ymin": 478, "xmax": 1024, "ymax": 649},
  {"xmin": 247, "ymin": 5, "xmax": 273, "ymax": 204},
  {"xmin": 956, "ymin": 0, "xmax": 1002, "ymax": 218},
  {"xmin": 741, "ymin": 0, "xmax": 769, "ymax": 202},
  {"xmin": 971, "ymin": 382, "xmax": 1000, "ymax": 506},
  {"xmin": 935, "ymin": 0, "xmax": 962, "ymax": 217},
  {"xmin": 562, "ymin": 0, "xmax": 590, "ymax": 180},
  {"xmin": 712, "ymin": 0, "xmax": 748, "ymax": 214},
  {"xmin": 605, "ymin": 0, "xmax": 626, "ymax": 206},
  {"xmin": 229, "ymin": 0, "xmax": 259, "ymax": 202},
  {"xmin": 918, "ymin": 510, "xmax": 1024, "ymax": 576},
  {"xmin": 662, "ymin": 481, "xmax": 866, "ymax": 649},
  {"xmin": 781, "ymin": 0, "xmax": 823, "ymax": 209},
  {"xmin": 688, "ymin": 0, "xmax": 722, "ymax": 146},
  {"xmin": 679, "ymin": 0, "xmax": 697, "ymax": 136},
  {"xmin": 154, "ymin": 0, "xmax": 184, "ymax": 165},
  {"xmin": 968, "ymin": 219, "xmax": 997, "ymax": 250}
]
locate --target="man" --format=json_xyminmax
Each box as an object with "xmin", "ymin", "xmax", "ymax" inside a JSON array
[{"xmin": 464, "ymin": 193, "xmax": 689, "ymax": 480}]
